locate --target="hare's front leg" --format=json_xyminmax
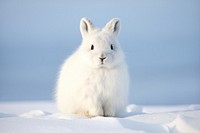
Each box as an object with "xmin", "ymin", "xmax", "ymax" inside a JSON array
[
  {"xmin": 87, "ymin": 105, "xmax": 104, "ymax": 117},
  {"xmin": 83, "ymin": 98, "xmax": 104, "ymax": 117},
  {"xmin": 103, "ymin": 103, "xmax": 116, "ymax": 117}
]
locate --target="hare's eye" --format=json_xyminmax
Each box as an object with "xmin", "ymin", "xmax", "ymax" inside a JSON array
[
  {"xmin": 111, "ymin": 44, "xmax": 114, "ymax": 50},
  {"xmin": 91, "ymin": 45, "xmax": 94, "ymax": 50}
]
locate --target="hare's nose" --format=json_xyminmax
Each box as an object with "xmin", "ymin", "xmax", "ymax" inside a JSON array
[{"xmin": 99, "ymin": 57, "xmax": 106, "ymax": 62}]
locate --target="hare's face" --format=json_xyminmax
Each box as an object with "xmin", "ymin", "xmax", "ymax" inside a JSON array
[
  {"xmin": 80, "ymin": 31, "xmax": 124, "ymax": 68},
  {"xmin": 79, "ymin": 18, "xmax": 124, "ymax": 69}
]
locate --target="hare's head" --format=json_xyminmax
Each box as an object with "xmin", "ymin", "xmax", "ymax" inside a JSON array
[{"xmin": 78, "ymin": 18, "xmax": 125, "ymax": 69}]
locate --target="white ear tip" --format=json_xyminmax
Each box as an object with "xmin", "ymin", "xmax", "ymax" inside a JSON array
[
  {"xmin": 111, "ymin": 18, "xmax": 120, "ymax": 24},
  {"xmin": 81, "ymin": 17, "xmax": 90, "ymax": 22},
  {"xmin": 80, "ymin": 17, "xmax": 94, "ymax": 37},
  {"xmin": 111, "ymin": 18, "xmax": 120, "ymax": 33},
  {"xmin": 112, "ymin": 18, "xmax": 120, "ymax": 22},
  {"xmin": 80, "ymin": 17, "xmax": 93, "ymax": 28}
]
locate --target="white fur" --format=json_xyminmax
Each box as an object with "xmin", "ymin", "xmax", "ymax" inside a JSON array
[{"xmin": 55, "ymin": 18, "xmax": 129, "ymax": 117}]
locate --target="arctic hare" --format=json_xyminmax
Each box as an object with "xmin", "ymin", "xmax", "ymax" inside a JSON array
[{"xmin": 56, "ymin": 18, "xmax": 129, "ymax": 117}]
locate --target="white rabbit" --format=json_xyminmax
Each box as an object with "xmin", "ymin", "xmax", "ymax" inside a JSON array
[{"xmin": 55, "ymin": 18, "xmax": 129, "ymax": 117}]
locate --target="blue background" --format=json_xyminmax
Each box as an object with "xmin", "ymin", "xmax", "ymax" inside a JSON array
[{"xmin": 0, "ymin": 0, "xmax": 200, "ymax": 104}]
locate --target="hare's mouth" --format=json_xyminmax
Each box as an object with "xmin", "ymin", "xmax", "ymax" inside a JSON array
[
  {"xmin": 96, "ymin": 57, "xmax": 109, "ymax": 68},
  {"xmin": 98, "ymin": 63, "xmax": 106, "ymax": 68},
  {"xmin": 99, "ymin": 57, "xmax": 106, "ymax": 64},
  {"xmin": 97, "ymin": 60, "xmax": 105, "ymax": 66},
  {"xmin": 100, "ymin": 63, "xmax": 105, "ymax": 67}
]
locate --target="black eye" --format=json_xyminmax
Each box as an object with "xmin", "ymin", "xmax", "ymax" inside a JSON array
[
  {"xmin": 91, "ymin": 45, "xmax": 94, "ymax": 50},
  {"xmin": 111, "ymin": 44, "xmax": 114, "ymax": 50}
]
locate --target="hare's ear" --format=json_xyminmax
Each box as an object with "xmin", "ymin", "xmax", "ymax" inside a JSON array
[
  {"xmin": 104, "ymin": 18, "xmax": 120, "ymax": 36},
  {"xmin": 80, "ymin": 17, "xmax": 94, "ymax": 38}
]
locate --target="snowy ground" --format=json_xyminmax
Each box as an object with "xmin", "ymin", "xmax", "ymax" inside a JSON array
[{"xmin": 0, "ymin": 102, "xmax": 200, "ymax": 133}]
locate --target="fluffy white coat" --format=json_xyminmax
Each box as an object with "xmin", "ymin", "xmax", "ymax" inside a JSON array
[{"xmin": 56, "ymin": 18, "xmax": 129, "ymax": 117}]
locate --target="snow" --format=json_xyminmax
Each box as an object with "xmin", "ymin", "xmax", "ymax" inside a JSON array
[{"xmin": 0, "ymin": 102, "xmax": 200, "ymax": 133}]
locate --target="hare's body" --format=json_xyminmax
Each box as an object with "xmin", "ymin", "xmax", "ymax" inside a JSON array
[{"xmin": 56, "ymin": 18, "xmax": 129, "ymax": 117}]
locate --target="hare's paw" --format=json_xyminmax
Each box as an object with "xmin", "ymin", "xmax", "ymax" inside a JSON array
[
  {"xmin": 88, "ymin": 107, "xmax": 104, "ymax": 117},
  {"xmin": 103, "ymin": 107, "xmax": 115, "ymax": 117}
]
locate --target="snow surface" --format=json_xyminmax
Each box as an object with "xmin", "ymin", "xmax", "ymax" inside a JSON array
[{"xmin": 0, "ymin": 102, "xmax": 200, "ymax": 133}]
